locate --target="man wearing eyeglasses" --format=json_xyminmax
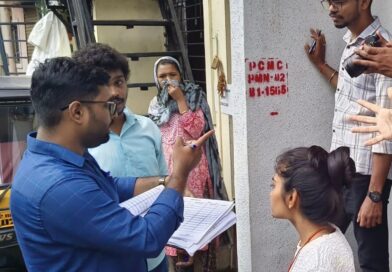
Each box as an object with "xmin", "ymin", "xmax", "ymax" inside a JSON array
[
  {"xmin": 73, "ymin": 43, "xmax": 169, "ymax": 272},
  {"xmin": 9, "ymin": 57, "xmax": 213, "ymax": 272},
  {"xmin": 305, "ymin": 0, "xmax": 392, "ymax": 271}
]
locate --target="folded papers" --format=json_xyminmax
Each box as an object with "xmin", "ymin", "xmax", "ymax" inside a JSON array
[{"xmin": 120, "ymin": 185, "xmax": 236, "ymax": 256}]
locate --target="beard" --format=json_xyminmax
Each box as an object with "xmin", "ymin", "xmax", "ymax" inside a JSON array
[
  {"xmin": 94, "ymin": 132, "xmax": 110, "ymax": 147},
  {"xmin": 82, "ymin": 109, "xmax": 112, "ymax": 148},
  {"xmin": 83, "ymin": 131, "xmax": 110, "ymax": 148},
  {"xmin": 330, "ymin": 14, "xmax": 348, "ymax": 29},
  {"xmin": 116, "ymin": 104, "xmax": 125, "ymax": 115},
  {"xmin": 330, "ymin": 9, "xmax": 360, "ymax": 30},
  {"xmin": 112, "ymin": 97, "xmax": 126, "ymax": 115},
  {"xmin": 333, "ymin": 20, "xmax": 348, "ymax": 29}
]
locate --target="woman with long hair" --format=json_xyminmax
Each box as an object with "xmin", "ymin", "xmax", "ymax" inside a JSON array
[{"xmin": 271, "ymin": 146, "xmax": 355, "ymax": 271}]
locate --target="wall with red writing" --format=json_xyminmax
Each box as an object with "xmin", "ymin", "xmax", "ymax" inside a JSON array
[
  {"xmin": 247, "ymin": 58, "xmax": 288, "ymax": 100},
  {"xmin": 230, "ymin": 0, "xmax": 392, "ymax": 271}
]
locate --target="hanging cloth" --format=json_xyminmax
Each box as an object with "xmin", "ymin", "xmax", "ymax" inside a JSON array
[{"xmin": 26, "ymin": 11, "xmax": 71, "ymax": 75}]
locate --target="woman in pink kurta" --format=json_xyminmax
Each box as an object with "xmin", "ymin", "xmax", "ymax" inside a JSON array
[
  {"xmin": 160, "ymin": 109, "xmax": 212, "ymax": 199},
  {"xmin": 149, "ymin": 57, "xmax": 227, "ymax": 272}
]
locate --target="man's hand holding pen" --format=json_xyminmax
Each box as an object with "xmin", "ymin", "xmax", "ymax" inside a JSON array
[
  {"xmin": 305, "ymin": 28, "xmax": 327, "ymax": 70},
  {"xmin": 308, "ymin": 30, "xmax": 321, "ymax": 53}
]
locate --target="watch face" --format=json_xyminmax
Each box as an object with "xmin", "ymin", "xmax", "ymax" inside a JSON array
[{"xmin": 368, "ymin": 191, "xmax": 382, "ymax": 202}]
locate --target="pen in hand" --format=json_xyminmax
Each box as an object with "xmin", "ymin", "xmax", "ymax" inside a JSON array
[{"xmin": 309, "ymin": 30, "xmax": 321, "ymax": 54}]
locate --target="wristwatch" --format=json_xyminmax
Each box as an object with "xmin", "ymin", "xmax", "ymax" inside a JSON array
[
  {"xmin": 368, "ymin": 191, "xmax": 382, "ymax": 203},
  {"xmin": 158, "ymin": 176, "xmax": 168, "ymax": 187}
]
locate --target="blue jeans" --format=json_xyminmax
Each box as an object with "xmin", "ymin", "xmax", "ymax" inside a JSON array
[{"xmin": 337, "ymin": 174, "xmax": 391, "ymax": 272}]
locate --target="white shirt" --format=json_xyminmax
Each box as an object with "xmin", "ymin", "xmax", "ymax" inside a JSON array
[
  {"xmin": 290, "ymin": 227, "xmax": 355, "ymax": 272},
  {"xmin": 331, "ymin": 17, "xmax": 392, "ymax": 179}
]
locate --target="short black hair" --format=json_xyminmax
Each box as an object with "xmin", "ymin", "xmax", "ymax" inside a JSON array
[
  {"xmin": 73, "ymin": 43, "xmax": 130, "ymax": 80},
  {"xmin": 30, "ymin": 57, "xmax": 110, "ymax": 128},
  {"xmin": 275, "ymin": 146, "xmax": 355, "ymax": 225}
]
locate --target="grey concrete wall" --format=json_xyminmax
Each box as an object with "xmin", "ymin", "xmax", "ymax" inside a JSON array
[{"xmin": 230, "ymin": 0, "xmax": 392, "ymax": 271}]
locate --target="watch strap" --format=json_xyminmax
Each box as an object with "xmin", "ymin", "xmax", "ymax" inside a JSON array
[{"xmin": 158, "ymin": 176, "xmax": 168, "ymax": 187}]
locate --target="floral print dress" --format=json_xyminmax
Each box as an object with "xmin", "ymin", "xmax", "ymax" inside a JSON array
[{"xmin": 160, "ymin": 109, "xmax": 213, "ymax": 257}]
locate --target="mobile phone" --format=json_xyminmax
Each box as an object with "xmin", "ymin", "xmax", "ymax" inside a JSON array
[{"xmin": 308, "ymin": 30, "xmax": 321, "ymax": 53}]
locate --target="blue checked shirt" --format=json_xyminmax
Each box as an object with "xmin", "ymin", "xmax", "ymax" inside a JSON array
[
  {"xmin": 331, "ymin": 17, "xmax": 392, "ymax": 179},
  {"xmin": 10, "ymin": 132, "xmax": 184, "ymax": 272}
]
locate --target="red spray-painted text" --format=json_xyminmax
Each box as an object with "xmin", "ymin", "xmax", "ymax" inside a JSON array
[{"xmin": 246, "ymin": 58, "xmax": 289, "ymax": 98}]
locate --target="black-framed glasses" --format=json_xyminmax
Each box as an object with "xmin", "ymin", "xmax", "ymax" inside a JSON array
[
  {"xmin": 320, "ymin": 0, "xmax": 347, "ymax": 10},
  {"xmin": 60, "ymin": 100, "xmax": 118, "ymax": 116}
]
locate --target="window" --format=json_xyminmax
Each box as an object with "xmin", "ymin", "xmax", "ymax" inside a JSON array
[{"xmin": 0, "ymin": 102, "xmax": 34, "ymax": 184}]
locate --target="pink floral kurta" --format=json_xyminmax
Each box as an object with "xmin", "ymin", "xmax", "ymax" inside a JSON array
[{"xmin": 160, "ymin": 109, "xmax": 213, "ymax": 256}]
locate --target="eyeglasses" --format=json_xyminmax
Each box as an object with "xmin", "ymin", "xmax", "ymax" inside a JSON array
[
  {"xmin": 60, "ymin": 100, "xmax": 118, "ymax": 116},
  {"xmin": 320, "ymin": 0, "xmax": 347, "ymax": 10}
]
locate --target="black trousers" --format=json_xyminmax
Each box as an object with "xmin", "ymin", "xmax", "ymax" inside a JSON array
[{"xmin": 336, "ymin": 174, "xmax": 392, "ymax": 272}]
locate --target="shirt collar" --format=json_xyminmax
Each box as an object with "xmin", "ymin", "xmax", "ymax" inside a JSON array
[
  {"xmin": 27, "ymin": 132, "xmax": 86, "ymax": 167},
  {"xmin": 119, "ymin": 107, "xmax": 138, "ymax": 134},
  {"xmin": 343, "ymin": 16, "xmax": 380, "ymax": 45},
  {"xmin": 123, "ymin": 107, "xmax": 136, "ymax": 125}
]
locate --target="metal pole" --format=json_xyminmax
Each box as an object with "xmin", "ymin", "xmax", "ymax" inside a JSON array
[
  {"xmin": 0, "ymin": 1, "xmax": 16, "ymax": 74},
  {"xmin": 0, "ymin": 26, "xmax": 9, "ymax": 74},
  {"xmin": 167, "ymin": 0, "xmax": 194, "ymax": 82}
]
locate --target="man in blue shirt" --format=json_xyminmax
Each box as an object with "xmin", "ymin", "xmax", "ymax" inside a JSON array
[
  {"xmin": 10, "ymin": 57, "xmax": 213, "ymax": 272},
  {"xmin": 74, "ymin": 43, "xmax": 168, "ymax": 271}
]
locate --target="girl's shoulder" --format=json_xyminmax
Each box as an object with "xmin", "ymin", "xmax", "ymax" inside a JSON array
[{"xmin": 293, "ymin": 228, "xmax": 355, "ymax": 272}]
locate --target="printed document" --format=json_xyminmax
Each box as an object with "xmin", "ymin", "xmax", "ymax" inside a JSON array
[{"xmin": 120, "ymin": 186, "xmax": 236, "ymax": 255}]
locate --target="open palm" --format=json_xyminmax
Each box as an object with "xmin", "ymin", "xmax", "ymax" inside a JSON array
[{"xmin": 350, "ymin": 88, "xmax": 392, "ymax": 145}]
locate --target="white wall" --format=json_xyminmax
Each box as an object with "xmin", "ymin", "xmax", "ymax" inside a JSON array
[
  {"xmin": 229, "ymin": 1, "xmax": 251, "ymax": 269},
  {"xmin": 230, "ymin": 1, "xmax": 392, "ymax": 271}
]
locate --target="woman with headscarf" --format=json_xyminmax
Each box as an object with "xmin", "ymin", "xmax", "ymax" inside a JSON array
[{"xmin": 148, "ymin": 56, "xmax": 227, "ymax": 271}]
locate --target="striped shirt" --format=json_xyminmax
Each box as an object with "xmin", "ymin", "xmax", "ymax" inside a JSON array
[{"xmin": 331, "ymin": 17, "xmax": 392, "ymax": 179}]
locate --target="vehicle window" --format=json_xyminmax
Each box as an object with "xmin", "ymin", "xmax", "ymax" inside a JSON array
[{"xmin": 0, "ymin": 103, "xmax": 34, "ymax": 184}]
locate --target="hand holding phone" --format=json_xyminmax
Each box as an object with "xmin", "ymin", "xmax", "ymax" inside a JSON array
[{"xmin": 309, "ymin": 30, "xmax": 322, "ymax": 54}]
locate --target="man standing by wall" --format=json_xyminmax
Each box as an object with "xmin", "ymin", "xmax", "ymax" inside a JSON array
[
  {"xmin": 305, "ymin": 0, "xmax": 392, "ymax": 271},
  {"xmin": 73, "ymin": 44, "xmax": 169, "ymax": 272}
]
